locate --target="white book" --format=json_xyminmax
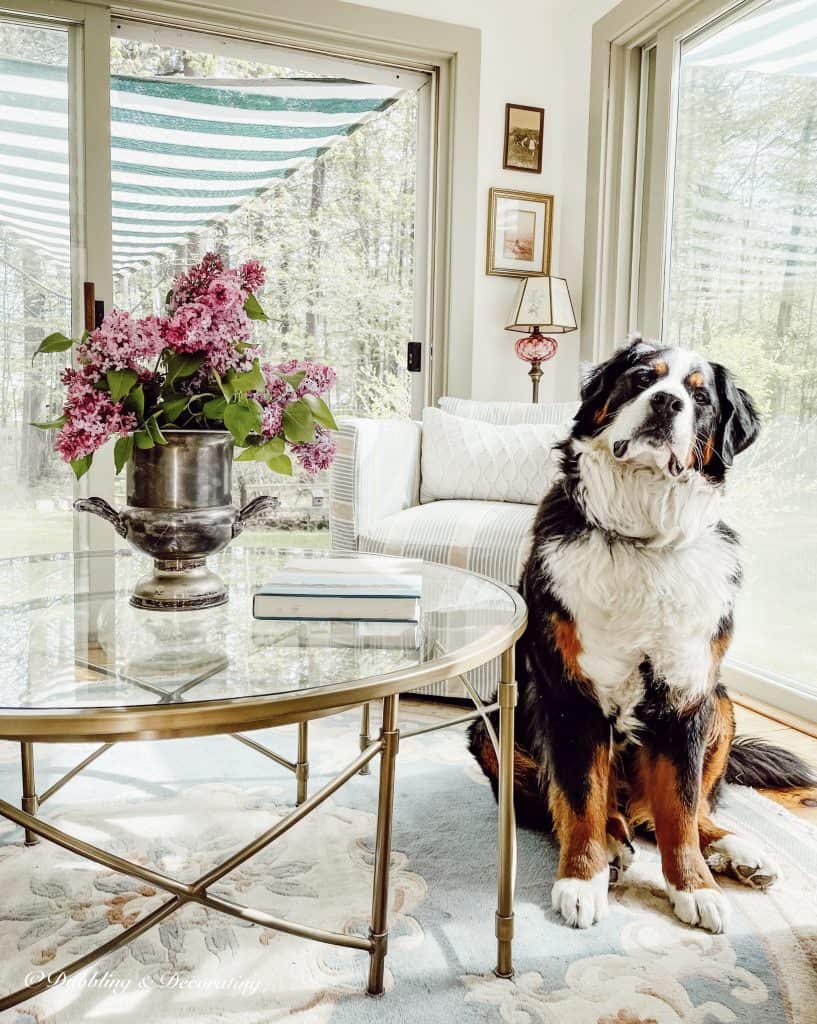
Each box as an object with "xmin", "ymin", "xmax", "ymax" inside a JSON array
[{"xmin": 252, "ymin": 592, "xmax": 421, "ymax": 623}]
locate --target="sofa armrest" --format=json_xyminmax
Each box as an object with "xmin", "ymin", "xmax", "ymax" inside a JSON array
[{"xmin": 329, "ymin": 417, "xmax": 422, "ymax": 551}]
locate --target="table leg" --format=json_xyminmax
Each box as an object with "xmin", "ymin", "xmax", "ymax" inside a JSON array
[
  {"xmin": 367, "ymin": 694, "xmax": 399, "ymax": 995},
  {"xmin": 20, "ymin": 742, "xmax": 39, "ymax": 847},
  {"xmin": 359, "ymin": 702, "xmax": 371, "ymax": 775},
  {"xmin": 296, "ymin": 721, "xmax": 309, "ymax": 806},
  {"xmin": 495, "ymin": 646, "xmax": 517, "ymax": 978}
]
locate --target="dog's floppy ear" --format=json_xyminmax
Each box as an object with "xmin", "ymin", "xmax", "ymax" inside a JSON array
[
  {"xmin": 574, "ymin": 334, "xmax": 656, "ymax": 436},
  {"xmin": 710, "ymin": 362, "xmax": 760, "ymax": 475}
]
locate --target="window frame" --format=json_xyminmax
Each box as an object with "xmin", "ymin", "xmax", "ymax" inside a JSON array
[{"xmin": 584, "ymin": 0, "xmax": 817, "ymax": 722}]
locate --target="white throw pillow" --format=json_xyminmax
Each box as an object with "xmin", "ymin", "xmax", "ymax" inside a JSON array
[{"xmin": 420, "ymin": 407, "xmax": 564, "ymax": 505}]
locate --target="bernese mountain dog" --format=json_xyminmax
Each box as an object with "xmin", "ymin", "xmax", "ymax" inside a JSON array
[{"xmin": 469, "ymin": 334, "xmax": 815, "ymax": 934}]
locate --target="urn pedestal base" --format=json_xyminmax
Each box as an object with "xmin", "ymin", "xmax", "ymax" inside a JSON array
[{"xmin": 131, "ymin": 558, "xmax": 228, "ymax": 611}]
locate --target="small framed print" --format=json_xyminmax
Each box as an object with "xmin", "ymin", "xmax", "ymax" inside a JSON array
[
  {"xmin": 503, "ymin": 103, "xmax": 544, "ymax": 173},
  {"xmin": 486, "ymin": 188, "xmax": 553, "ymax": 277}
]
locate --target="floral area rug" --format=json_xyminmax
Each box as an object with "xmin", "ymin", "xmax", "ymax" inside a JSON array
[{"xmin": 0, "ymin": 703, "xmax": 815, "ymax": 1023}]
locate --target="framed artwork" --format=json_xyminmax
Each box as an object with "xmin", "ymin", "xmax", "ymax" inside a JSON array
[
  {"xmin": 486, "ymin": 188, "xmax": 553, "ymax": 277},
  {"xmin": 503, "ymin": 103, "xmax": 544, "ymax": 173}
]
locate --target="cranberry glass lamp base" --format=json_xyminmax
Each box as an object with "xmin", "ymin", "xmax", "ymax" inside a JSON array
[{"xmin": 514, "ymin": 331, "xmax": 558, "ymax": 404}]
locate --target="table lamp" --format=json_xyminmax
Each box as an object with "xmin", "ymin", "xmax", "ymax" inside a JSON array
[{"xmin": 505, "ymin": 276, "xmax": 577, "ymax": 402}]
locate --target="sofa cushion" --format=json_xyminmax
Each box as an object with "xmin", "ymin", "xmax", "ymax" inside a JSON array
[
  {"xmin": 420, "ymin": 407, "xmax": 562, "ymax": 505},
  {"xmin": 439, "ymin": 395, "xmax": 579, "ymax": 426},
  {"xmin": 358, "ymin": 498, "xmax": 536, "ymax": 587}
]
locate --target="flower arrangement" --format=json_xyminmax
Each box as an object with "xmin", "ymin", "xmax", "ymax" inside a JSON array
[{"xmin": 33, "ymin": 253, "xmax": 338, "ymax": 479}]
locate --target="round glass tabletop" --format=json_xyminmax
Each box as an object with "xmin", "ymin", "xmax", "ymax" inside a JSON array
[{"xmin": 0, "ymin": 548, "xmax": 525, "ymax": 741}]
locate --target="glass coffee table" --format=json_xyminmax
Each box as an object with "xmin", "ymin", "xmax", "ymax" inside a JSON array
[{"xmin": 0, "ymin": 547, "xmax": 526, "ymax": 1010}]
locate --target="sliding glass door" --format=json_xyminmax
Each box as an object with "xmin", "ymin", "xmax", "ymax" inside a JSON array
[
  {"xmin": 0, "ymin": 16, "xmax": 75, "ymax": 556},
  {"xmin": 642, "ymin": 0, "xmax": 817, "ymax": 708},
  {"xmin": 0, "ymin": 4, "xmax": 433, "ymax": 556}
]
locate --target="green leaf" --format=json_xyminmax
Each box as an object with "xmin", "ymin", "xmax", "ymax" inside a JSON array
[
  {"xmin": 70, "ymin": 454, "xmax": 92, "ymax": 479},
  {"xmin": 164, "ymin": 351, "xmax": 205, "ymax": 389},
  {"xmin": 301, "ymin": 394, "xmax": 338, "ymax": 431},
  {"xmin": 234, "ymin": 437, "xmax": 285, "ymax": 462},
  {"xmin": 243, "ymin": 292, "xmax": 269, "ymax": 321},
  {"xmin": 282, "ymin": 399, "xmax": 315, "ymax": 443},
  {"xmin": 230, "ymin": 359, "xmax": 266, "ymax": 395},
  {"xmin": 214, "ymin": 370, "xmax": 234, "ymax": 401},
  {"xmin": 203, "ymin": 396, "xmax": 227, "ymax": 420},
  {"xmin": 160, "ymin": 394, "xmax": 189, "ymax": 422},
  {"xmin": 134, "ymin": 428, "xmax": 154, "ymax": 450},
  {"xmin": 114, "ymin": 434, "xmax": 134, "ymax": 474},
  {"xmin": 281, "ymin": 371, "xmax": 305, "ymax": 391},
  {"xmin": 266, "ymin": 453, "xmax": 292, "ymax": 476},
  {"xmin": 147, "ymin": 416, "xmax": 168, "ymax": 445},
  {"xmin": 125, "ymin": 384, "xmax": 145, "ymax": 422},
  {"xmin": 106, "ymin": 368, "xmax": 138, "ymax": 404},
  {"xmin": 224, "ymin": 398, "xmax": 262, "ymax": 446},
  {"xmin": 33, "ymin": 332, "xmax": 74, "ymax": 360},
  {"xmin": 32, "ymin": 415, "xmax": 66, "ymax": 430}
]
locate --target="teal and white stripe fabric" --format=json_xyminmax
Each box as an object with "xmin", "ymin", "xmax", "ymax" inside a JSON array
[{"xmin": 0, "ymin": 57, "xmax": 401, "ymax": 270}]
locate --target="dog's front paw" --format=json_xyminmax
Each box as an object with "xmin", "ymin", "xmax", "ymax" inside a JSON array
[
  {"xmin": 705, "ymin": 834, "xmax": 781, "ymax": 890},
  {"xmin": 551, "ymin": 869, "xmax": 609, "ymax": 928},
  {"xmin": 667, "ymin": 884, "xmax": 729, "ymax": 933}
]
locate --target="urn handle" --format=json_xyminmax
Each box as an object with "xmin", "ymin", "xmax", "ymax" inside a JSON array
[
  {"xmin": 233, "ymin": 495, "xmax": 277, "ymax": 538},
  {"xmin": 74, "ymin": 497, "xmax": 128, "ymax": 539}
]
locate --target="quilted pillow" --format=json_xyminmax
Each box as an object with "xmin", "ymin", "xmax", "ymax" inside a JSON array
[{"xmin": 420, "ymin": 407, "xmax": 563, "ymax": 505}]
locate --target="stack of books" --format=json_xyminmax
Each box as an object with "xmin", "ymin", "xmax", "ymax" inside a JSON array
[{"xmin": 252, "ymin": 556, "xmax": 423, "ymax": 623}]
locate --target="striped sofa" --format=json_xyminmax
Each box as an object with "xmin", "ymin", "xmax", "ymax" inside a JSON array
[{"xmin": 329, "ymin": 396, "xmax": 578, "ymax": 698}]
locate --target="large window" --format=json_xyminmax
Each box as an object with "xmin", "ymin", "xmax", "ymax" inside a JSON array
[
  {"xmin": 664, "ymin": 0, "xmax": 817, "ymax": 695},
  {"xmin": 586, "ymin": 0, "xmax": 817, "ymax": 714}
]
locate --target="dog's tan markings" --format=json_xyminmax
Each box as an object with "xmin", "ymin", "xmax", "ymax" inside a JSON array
[
  {"xmin": 606, "ymin": 757, "xmax": 633, "ymax": 848},
  {"xmin": 653, "ymin": 360, "xmax": 668, "ymax": 377},
  {"xmin": 632, "ymin": 749, "xmax": 718, "ymax": 893},
  {"xmin": 710, "ymin": 628, "xmax": 732, "ymax": 687},
  {"xmin": 476, "ymin": 734, "xmax": 541, "ymax": 798},
  {"xmin": 550, "ymin": 613, "xmax": 584, "ymax": 680},
  {"xmin": 687, "ymin": 370, "xmax": 706, "ymax": 389},
  {"xmin": 549, "ymin": 744, "xmax": 610, "ymax": 880},
  {"xmin": 702, "ymin": 434, "xmax": 715, "ymax": 466},
  {"xmin": 593, "ymin": 401, "xmax": 610, "ymax": 426}
]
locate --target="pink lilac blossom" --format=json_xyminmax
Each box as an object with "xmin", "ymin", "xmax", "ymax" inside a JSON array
[
  {"xmin": 273, "ymin": 358, "xmax": 337, "ymax": 397},
  {"xmin": 291, "ymin": 425, "xmax": 337, "ymax": 475},
  {"xmin": 55, "ymin": 367, "xmax": 137, "ymax": 462},
  {"xmin": 76, "ymin": 310, "xmax": 164, "ymax": 373},
  {"xmin": 167, "ymin": 252, "xmax": 227, "ymax": 310},
  {"xmin": 240, "ymin": 259, "xmax": 266, "ymax": 293},
  {"xmin": 260, "ymin": 402, "xmax": 283, "ymax": 439}
]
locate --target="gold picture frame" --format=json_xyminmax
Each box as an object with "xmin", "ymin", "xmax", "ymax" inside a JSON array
[{"xmin": 486, "ymin": 188, "xmax": 553, "ymax": 278}]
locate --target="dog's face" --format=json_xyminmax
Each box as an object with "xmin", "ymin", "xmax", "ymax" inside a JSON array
[{"xmin": 574, "ymin": 335, "xmax": 760, "ymax": 481}]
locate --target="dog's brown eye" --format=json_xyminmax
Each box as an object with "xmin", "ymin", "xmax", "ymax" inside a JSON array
[
  {"xmin": 693, "ymin": 389, "xmax": 710, "ymax": 405},
  {"xmin": 634, "ymin": 369, "xmax": 653, "ymax": 386}
]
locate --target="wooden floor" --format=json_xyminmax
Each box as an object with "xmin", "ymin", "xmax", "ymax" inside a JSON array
[{"xmin": 404, "ymin": 697, "xmax": 817, "ymax": 827}]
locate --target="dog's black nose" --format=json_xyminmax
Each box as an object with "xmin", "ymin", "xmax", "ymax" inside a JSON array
[{"xmin": 650, "ymin": 390, "xmax": 684, "ymax": 415}]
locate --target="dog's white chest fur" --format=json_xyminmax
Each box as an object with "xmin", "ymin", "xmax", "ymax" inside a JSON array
[{"xmin": 539, "ymin": 448, "xmax": 740, "ymax": 732}]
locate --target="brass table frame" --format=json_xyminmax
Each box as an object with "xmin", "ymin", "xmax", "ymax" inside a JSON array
[{"xmin": 0, "ymin": 577, "xmax": 525, "ymax": 1012}]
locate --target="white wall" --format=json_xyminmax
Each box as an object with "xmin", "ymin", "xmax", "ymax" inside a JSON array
[{"xmin": 349, "ymin": 0, "xmax": 619, "ymax": 402}]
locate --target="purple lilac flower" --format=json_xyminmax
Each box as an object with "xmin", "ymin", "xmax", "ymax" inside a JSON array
[{"xmin": 291, "ymin": 425, "xmax": 338, "ymax": 475}]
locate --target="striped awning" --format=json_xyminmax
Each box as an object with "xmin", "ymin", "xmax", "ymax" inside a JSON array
[
  {"xmin": 686, "ymin": 0, "xmax": 817, "ymax": 77},
  {"xmin": 0, "ymin": 56, "xmax": 401, "ymax": 272}
]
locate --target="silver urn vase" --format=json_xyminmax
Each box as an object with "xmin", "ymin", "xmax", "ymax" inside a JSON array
[{"xmin": 75, "ymin": 430, "xmax": 274, "ymax": 610}]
